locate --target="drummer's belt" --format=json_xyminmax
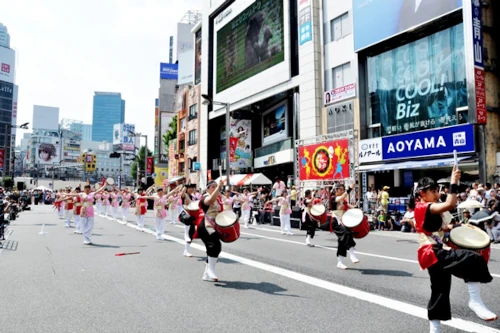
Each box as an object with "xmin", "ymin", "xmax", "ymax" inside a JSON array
[
  {"xmin": 74, "ymin": 203, "xmax": 83, "ymax": 206},
  {"xmin": 83, "ymin": 202, "xmax": 93, "ymax": 207}
]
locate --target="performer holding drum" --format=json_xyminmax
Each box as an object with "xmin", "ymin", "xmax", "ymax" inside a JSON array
[
  {"xmin": 412, "ymin": 166, "xmax": 497, "ymax": 333},
  {"xmin": 331, "ymin": 184, "xmax": 359, "ymax": 270},
  {"xmin": 303, "ymin": 198, "xmax": 320, "ymax": 246},
  {"xmin": 199, "ymin": 179, "xmax": 225, "ymax": 282},
  {"xmin": 179, "ymin": 183, "xmax": 198, "ymax": 257}
]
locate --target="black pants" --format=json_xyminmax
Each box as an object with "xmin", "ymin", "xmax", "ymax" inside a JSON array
[
  {"xmin": 332, "ymin": 218, "xmax": 356, "ymax": 257},
  {"xmin": 187, "ymin": 224, "xmax": 196, "ymax": 242},
  {"xmin": 427, "ymin": 248, "xmax": 493, "ymax": 321},
  {"xmin": 305, "ymin": 223, "xmax": 316, "ymax": 239},
  {"xmin": 197, "ymin": 221, "xmax": 221, "ymax": 258}
]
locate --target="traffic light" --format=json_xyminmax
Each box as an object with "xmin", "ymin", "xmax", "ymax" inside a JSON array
[
  {"xmin": 109, "ymin": 152, "xmax": 121, "ymax": 158},
  {"xmin": 84, "ymin": 153, "xmax": 96, "ymax": 172}
]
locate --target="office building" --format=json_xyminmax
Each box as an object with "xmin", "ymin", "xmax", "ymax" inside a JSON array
[
  {"xmin": 1, "ymin": 43, "xmax": 16, "ymax": 176},
  {"xmin": 0, "ymin": 23, "xmax": 10, "ymax": 48},
  {"xmin": 32, "ymin": 105, "xmax": 59, "ymax": 131},
  {"xmin": 81, "ymin": 124, "xmax": 92, "ymax": 141},
  {"xmin": 91, "ymin": 92, "xmax": 125, "ymax": 142}
]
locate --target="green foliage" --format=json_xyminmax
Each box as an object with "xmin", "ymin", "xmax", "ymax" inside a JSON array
[
  {"xmin": 130, "ymin": 145, "xmax": 153, "ymax": 180},
  {"xmin": 162, "ymin": 115, "xmax": 177, "ymax": 156}
]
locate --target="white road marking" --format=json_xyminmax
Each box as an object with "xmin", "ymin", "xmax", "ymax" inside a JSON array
[{"xmin": 108, "ymin": 216, "xmax": 500, "ymax": 333}]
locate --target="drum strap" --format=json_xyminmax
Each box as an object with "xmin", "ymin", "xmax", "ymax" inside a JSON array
[{"xmin": 205, "ymin": 215, "xmax": 217, "ymax": 229}]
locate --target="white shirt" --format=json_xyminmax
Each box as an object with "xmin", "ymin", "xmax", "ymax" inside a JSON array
[
  {"xmin": 273, "ymin": 181, "xmax": 286, "ymax": 196},
  {"xmin": 403, "ymin": 211, "xmax": 414, "ymax": 221}
]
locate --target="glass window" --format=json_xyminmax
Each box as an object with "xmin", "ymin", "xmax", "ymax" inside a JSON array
[
  {"xmin": 188, "ymin": 130, "xmax": 197, "ymax": 145},
  {"xmin": 179, "ymin": 162, "xmax": 185, "ymax": 173},
  {"xmin": 332, "ymin": 62, "xmax": 351, "ymax": 89},
  {"xmin": 180, "ymin": 118, "xmax": 186, "ymax": 130},
  {"xmin": 330, "ymin": 12, "xmax": 350, "ymax": 41},
  {"xmin": 179, "ymin": 140, "xmax": 185, "ymax": 150},
  {"xmin": 366, "ymin": 24, "xmax": 467, "ymax": 136},
  {"xmin": 189, "ymin": 104, "xmax": 198, "ymax": 118}
]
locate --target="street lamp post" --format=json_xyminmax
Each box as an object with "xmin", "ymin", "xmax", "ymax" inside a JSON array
[
  {"xmin": 128, "ymin": 132, "xmax": 148, "ymax": 188},
  {"xmin": 202, "ymin": 95, "xmax": 231, "ymax": 184},
  {"xmin": 2, "ymin": 122, "xmax": 29, "ymax": 187}
]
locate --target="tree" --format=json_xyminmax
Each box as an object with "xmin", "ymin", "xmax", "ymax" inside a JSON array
[
  {"xmin": 130, "ymin": 145, "xmax": 153, "ymax": 181},
  {"xmin": 162, "ymin": 115, "xmax": 177, "ymax": 156}
]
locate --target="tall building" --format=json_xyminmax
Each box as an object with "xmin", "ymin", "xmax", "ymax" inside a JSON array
[
  {"xmin": 81, "ymin": 124, "xmax": 92, "ymax": 141},
  {"xmin": 0, "ymin": 23, "xmax": 10, "ymax": 48},
  {"xmin": 1, "ymin": 42, "xmax": 16, "ymax": 176},
  {"xmin": 92, "ymin": 92, "xmax": 125, "ymax": 142}
]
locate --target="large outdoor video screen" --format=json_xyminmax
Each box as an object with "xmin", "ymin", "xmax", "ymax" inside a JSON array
[
  {"xmin": 367, "ymin": 24, "xmax": 467, "ymax": 137},
  {"xmin": 216, "ymin": 0, "xmax": 285, "ymax": 94}
]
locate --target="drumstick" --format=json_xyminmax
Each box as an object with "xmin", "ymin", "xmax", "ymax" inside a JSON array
[
  {"xmin": 453, "ymin": 149, "xmax": 460, "ymax": 186},
  {"xmin": 115, "ymin": 252, "xmax": 140, "ymax": 256}
]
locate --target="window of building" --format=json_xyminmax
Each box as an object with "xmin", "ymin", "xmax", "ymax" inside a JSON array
[
  {"xmin": 188, "ymin": 130, "xmax": 197, "ymax": 146},
  {"xmin": 188, "ymin": 104, "xmax": 198, "ymax": 120},
  {"xmin": 179, "ymin": 139, "xmax": 185, "ymax": 151},
  {"xmin": 180, "ymin": 118, "xmax": 186, "ymax": 130},
  {"xmin": 179, "ymin": 162, "xmax": 185, "ymax": 173},
  {"xmin": 332, "ymin": 62, "xmax": 352, "ymax": 89},
  {"xmin": 330, "ymin": 12, "xmax": 351, "ymax": 42},
  {"xmin": 190, "ymin": 157, "xmax": 197, "ymax": 171}
]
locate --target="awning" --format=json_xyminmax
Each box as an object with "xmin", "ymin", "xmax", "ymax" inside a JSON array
[
  {"xmin": 168, "ymin": 176, "xmax": 185, "ymax": 184},
  {"xmin": 214, "ymin": 173, "xmax": 272, "ymax": 186},
  {"xmin": 357, "ymin": 156, "xmax": 470, "ymax": 172}
]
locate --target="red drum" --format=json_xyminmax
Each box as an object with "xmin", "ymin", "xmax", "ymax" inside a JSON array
[
  {"xmin": 184, "ymin": 201, "xmax": 201, "ymax": 217},
  {"xmin": 342, "ymin": 208, "xmax": 370, "ymax": 239},
  {"xmin": 310, "ymin": 204, "xmax": 327, "ymax": 223},
  {"xmin": 215, "ymin": 211, "xmax": 240, "ymax": 243},
  {"xmin": 448, "ymin": 225, "xmax": 490, "ymax": 263}
]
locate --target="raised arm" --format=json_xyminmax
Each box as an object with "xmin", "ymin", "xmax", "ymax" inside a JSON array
[
  {"xmin": 204, "ymin": 181, "xmax": 222, "ymax": 207},
  {"xmin": 428, "ymin": 166, "xmax": 460, "ymax": 215}
]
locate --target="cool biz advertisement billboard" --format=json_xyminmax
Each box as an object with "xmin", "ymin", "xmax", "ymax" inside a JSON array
[
  {"xmin": 216, "ymin": 0, "xmax": 285, "ymax": 93},
  {"xmin": 353, "ymin": 0, "xmax": 463, "ymax": 51},
  {"xmin": 367, "ymin": 24, "xmax": 467, "ymax": 137},
  {"xmin": 299, "ymin": 139, "xmax": 350, "ymax": 180}
]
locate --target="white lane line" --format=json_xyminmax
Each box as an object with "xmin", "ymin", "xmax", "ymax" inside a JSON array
[
  {"xmin": 106, "ymin": 216, "xmax": 500, "ymax": 333},
  {"xmin": 170, "ymin": 223, "xmax": 500, "ymax": 278}
]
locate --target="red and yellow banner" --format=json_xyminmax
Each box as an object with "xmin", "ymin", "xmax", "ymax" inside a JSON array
[
  {"xmin": 299, "ymin": 139, "xmax": 350, "ymax": 180},
  {"xmin": 229, "ymin": 137, "xmax": 238, "ymax": 162}
]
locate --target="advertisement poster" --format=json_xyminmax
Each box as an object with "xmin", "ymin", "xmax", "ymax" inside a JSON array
[
  {"xmin": 160, "ymin": 63, "xmax": 178, "ymax": 80},
  {"xmin": 113, "ymin": 123, "xmax": 136, "ymax": 150},
  {"xmin": 154, "ymin": 167, "xmax": 169, "ymax": 186},
  {"xmin": 324, "ymin": 83, "xmax": 356, "ymax": 105},
  {"xmin": 216, "ymin": 0, "xmax": 285, "ymax": 93},
  {"xmin": 353, "ymin": 0, "xmax": 463, "ymax": 51},
  {"xmin": 229, "ymin": 117, "xmax": 252, "ymax": 169},
  {"xmin": 367, "ymin": 24, "xmax": 467, "ymax": 136},
  {"xmin": 0, "ymin": 148, "xmax": 4, "ymax": 170},
  {"xmin": 299, "ymin": 139, "xmax": 350, "ymax": 180},
  {"xmin": 0, "ymin": 47, "xmax": 15, "ymax": 84},
  {"xmin": 36, "ymin": 143, "xmax": 60, "ymax": 165},
  {"xmin": 146, "ymin": 157, "xmax": 154, "ymax": 175},
  {"xmin": 229, "ymin": 137, "xmax": 238, "ymax": 162},
  {"xmin": 262, "ymin": 102, "xmax": 287, "ymax": 146},
  {"xmin": 168, "ymin": 139, "xmax": 177, "ymax": 178},
  {"xmin": 195, "ymin": 29, "xmax": 202, "ymax": 85},
  {"xmin": 298, "ymin": 6, "xmax": 312, "ymax": 45}
]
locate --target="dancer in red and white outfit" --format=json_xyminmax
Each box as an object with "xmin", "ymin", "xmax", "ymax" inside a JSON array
[
  {"xmin": 94, "ymin": 190, "xmax": 103, "ymax": 215},
  {"xmin": 179, "ymin": 183, "xmax": 199, "ymax": 257},
  {"xmin": 267, "ymin": 190, "xmax": 293, "ymax": 235},
  {"xmin": 413, "ymin": 166, "xmax": 497, "ymax": 333},
  {"xmin": 102, "ymin": 191, "xmax": 111, "ymax": 217},
  {"xmin": 145, "ymin": 187, "xmax": 168, "ymax": 240},
  {"xmin": 239, "ymin": 188, "xmax": 259, "ymax": 228},
  {"xmin": 62, "ymin": 188, "xmax": 75, "ymax": 227},
  {"xmin": 110, "ymin": 188, "xmax": 121, "ymax": 221},
  {"xmin": 68, "ymin": 185, "xmax": 105, "ymax": 245},
  {"xmin": 134, "ymin": 185, "xmax": 154, "ymax": 231},
  {"xmin": 120, "ymin": 189, "xmax": 132, "ymax": 224},
  {"xmin": 56, "ymin": 189, "xmax": 64, "ymax": 219},
  {"xmin": 73, "ymin": 187, "xmax": 83, "ymax": 234}
]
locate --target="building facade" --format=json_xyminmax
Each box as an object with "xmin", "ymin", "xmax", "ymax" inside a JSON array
[
  {"xmin": 199, "ymin": 0, "xmax": 325, "ymax": 188},
  {"xmin": 32, "ymin": 105, "xmax": 59, "ymax": 131},
  {"xmin": 1, "ymin": 43, "xmax": 17, "ymax": 177},
  {"xmin": 354, "ymin": 0, "xmax": 500, "ymax": 199},
  {"xmin": 92, "ymin": 92, "xmax": 125, "ymax": 142},
  {"xmin": 0, "ymin": 23, "xmax": 10, "ymax": 48}
]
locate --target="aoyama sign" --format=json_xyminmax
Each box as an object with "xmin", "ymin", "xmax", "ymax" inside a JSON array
[{"xmin": 358, "ymin": 124, "xmax": 475, "ymax": 163}]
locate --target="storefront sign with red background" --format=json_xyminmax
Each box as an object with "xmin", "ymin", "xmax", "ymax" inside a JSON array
[{"xmin": 299, "ymin": 139, "xmax": 350, "ymax": 180}]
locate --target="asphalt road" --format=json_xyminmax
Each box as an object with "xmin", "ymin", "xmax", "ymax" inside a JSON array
[{"xmin": 2, "ymin": 206, "xmax": 500, "ymax": 333}]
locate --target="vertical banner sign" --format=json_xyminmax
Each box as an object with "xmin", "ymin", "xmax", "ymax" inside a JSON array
[
  {"xmin": 471, "ymin": 0, "xmax": 486, "ymax": 124},
  {"xmin": 298, "ymin": 139, "xmax": 350, "ymax": 180},
  {"xmin": 146, "ymin": 157, "xmax": 154, "ymax": 176},
  {"xmin": 298, "ymin": 0, "xmax": 312, "ymax": 45},
  {"xmin": 169, "ymin": 36, "xmax": 174, "ymax": 64},
  {"xmin": 0, "ymin": 148, "xmax": 4, "ymax": 170},
  {"xmin": 229, "ymin": 137, "xmax": 238, "ymax": 162}
]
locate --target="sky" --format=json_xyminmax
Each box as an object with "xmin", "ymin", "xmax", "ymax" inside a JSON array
[{"xmin": 2, "ymin": 0, "xmax": 202, "ymax": 148}]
